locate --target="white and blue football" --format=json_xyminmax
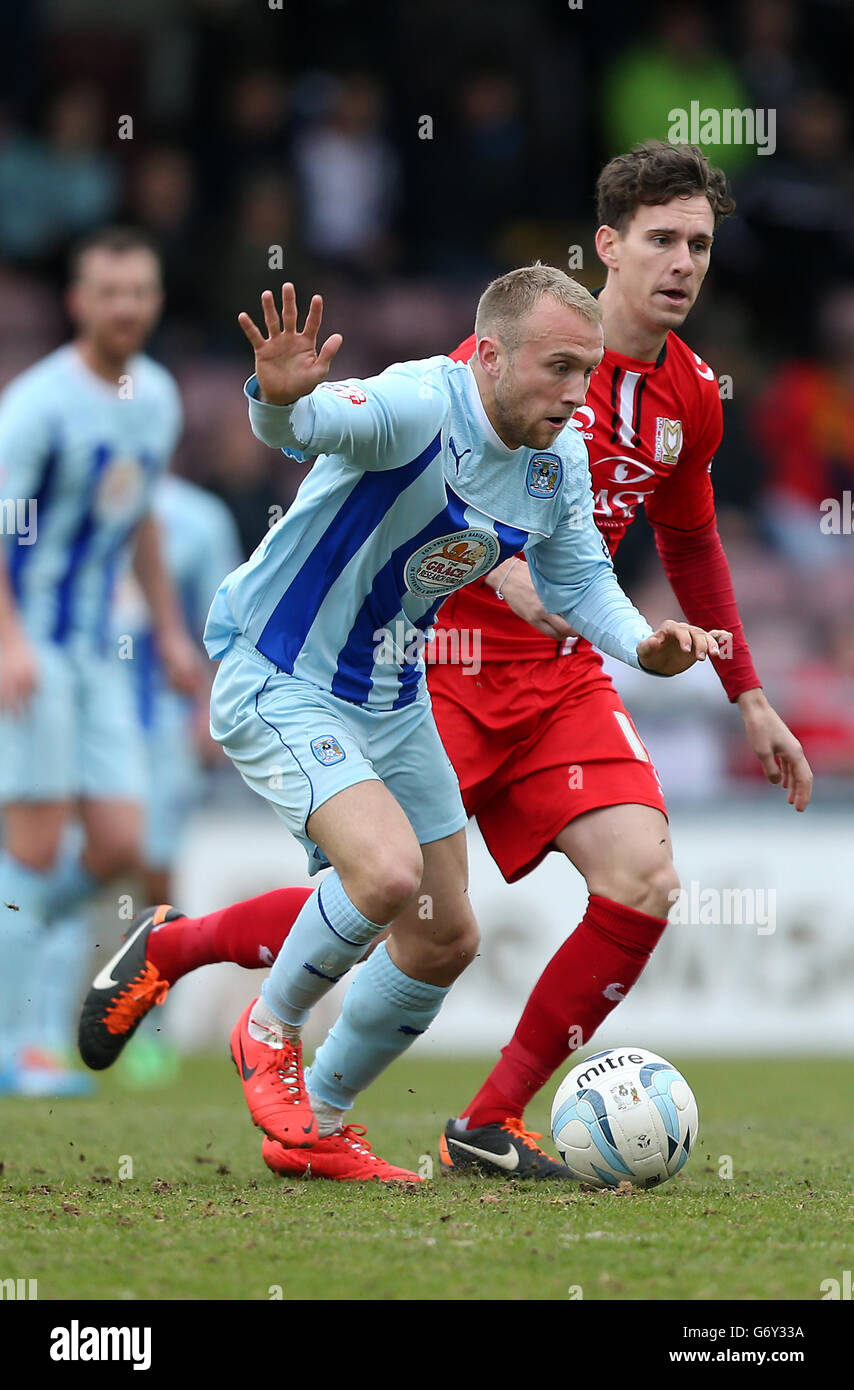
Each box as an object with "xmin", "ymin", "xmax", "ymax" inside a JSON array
[{"xmin": 551, "ymin": 1047, "xmax": 699, "ymax": 1190}]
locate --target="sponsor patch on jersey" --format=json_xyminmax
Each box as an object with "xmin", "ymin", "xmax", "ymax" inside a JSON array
[
  {"xmin": 526, "ymin": 453, "xmax": 563, "ymax": 498},
  {"xmin": 654, "ymin": 417, "xmax": 683, "ymax": 465},
  {"xmin": 320, "ymin": 382, "xmax": 367, "ymax": 405},
  {"xmin": 310, "ymin": 735, "xmax": 346, "ymax": 766},
  {"xmin": 94, "ymin": 456, "xmax": 146, "ymax": 522},
  {"xmin": 404, "ymin": 528, "xmax": 499, "ymax": 598},
  {"xmin": 611, "ymin": 1081, "xmax": 642, "ymax": 1110}
]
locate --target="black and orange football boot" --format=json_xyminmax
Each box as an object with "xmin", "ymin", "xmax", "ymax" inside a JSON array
[
  {"xmin": 440, "ymin": 1116, "xmax": 575, "ymax": 1180},
  {"xmin": 78, "ymin": 904, "xmax": 182, "ymax": 1070}
]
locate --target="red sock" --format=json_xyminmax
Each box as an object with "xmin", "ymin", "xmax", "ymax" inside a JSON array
[
  {"xmin": 462, "ymin": 894, "xmax": 668, "ymax": 1128},
  {"xmin": 146, "ymin": 887, "xmax": 313, "ymax": 985}
]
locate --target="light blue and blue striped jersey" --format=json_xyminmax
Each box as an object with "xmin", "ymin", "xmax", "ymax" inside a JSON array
[
  {"xmin": 0, "ymin": 343, "xmax": 181, "ymax": 648},
  {"xmin": 204, "ymin": 357, "xmax": 655, "ymax": 710},
  {"xmin": 121, "ymin": 475, "xmax": 243, "ymax": 730}
]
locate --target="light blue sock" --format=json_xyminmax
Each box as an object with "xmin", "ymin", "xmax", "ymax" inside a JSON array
[
  {"xmin": 306, "ymin": 942, "xmax": 450, "ymax": 1111},
  {"xmin": 0, "ymin": 853, "xmax": 52, "ymax": 1065},
  {"xmin": 261, "ymin": 872, "xmax": 386, "ymax": 1027},
  {"xmin": 36, "ymin": 912, "xmax": 91, "ymax": 1055},
  {"xmin": 40, "ymin": 839, "xmax": 98, "ymax": 921}
]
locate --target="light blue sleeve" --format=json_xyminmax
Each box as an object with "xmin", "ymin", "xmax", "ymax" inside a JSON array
[
  {"xmin": 161, "ymin": 372, "xmax": 184, "ymax": 462},
  {"xmin": 0, "ymin": 378, "xmax": 53, "ymax": 501},
  {"xmin": 244, "ymin": 359, "xmax": 448, "ymax": 472},
  {"xmin": 525, "ymin": 471, "xmax": 654, "ymax": 671}
]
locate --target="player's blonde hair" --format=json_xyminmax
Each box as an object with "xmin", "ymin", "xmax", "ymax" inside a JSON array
[{"xmin": 474, "ymin": 263, "xmax": 601, "ymax": 355}]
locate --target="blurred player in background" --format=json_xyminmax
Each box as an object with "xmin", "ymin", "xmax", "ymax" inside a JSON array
[
  {"xmin": 0, "ymin": 228, "xmax": 200, "ymax": 1096},
  {"xmin": 126, "ymin": 473, "xmax": 243, "ymax": 908},
  {"xmin": 45, "ymin": 472, "xmax": 244, "ymax": 1090},
  {"xmin": 78, "ymin": 267, "xmax": 729, "ymax": 1181}
]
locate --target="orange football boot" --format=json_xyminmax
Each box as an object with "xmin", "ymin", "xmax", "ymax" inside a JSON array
[
  {"xmin": 262, "ymin": 1125, "xmax": 424, "ymax": 1182},
  {"xmin": 230, "ymin": 999, "xmax": 318, "ymax": 1148}
]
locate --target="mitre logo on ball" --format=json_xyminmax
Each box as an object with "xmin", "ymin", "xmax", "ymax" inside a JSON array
[{"xmin": 404, "ymin": 528, "xmax": 499, "ymax": 597}]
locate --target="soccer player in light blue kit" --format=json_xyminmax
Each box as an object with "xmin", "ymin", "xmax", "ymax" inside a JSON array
[
  {"xmin": 0, "ymin": 228, "xmax": 200, "ymax": 1095},
  {"xmin": 80, "ymin": 266, "xmax": 727, "ymax": 1179},
  {"xmin": 42, "ymin": 475, "xmax": 243, "ymax": 1089}
]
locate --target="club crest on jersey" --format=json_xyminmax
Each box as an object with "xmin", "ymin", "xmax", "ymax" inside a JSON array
[
  {"xmin": 320, "ymin": 382, "xmax": 367, "ymax": 405},
  {"xmin": 654, "ymin": 417, "xmax": 683, "ymax": 466},
  {"xmin": 404, "ymin": 528, "xmax": 499, "ymax": 598},
  {"xmin": 310, "ymin": 735, "xmax": 346, "ymax": 766},
  {"xmin": 526, "ymin": 453, "xmax": 562, "ymax": 498}
]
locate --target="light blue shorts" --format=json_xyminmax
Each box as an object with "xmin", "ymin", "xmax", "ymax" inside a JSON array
[
  {"xmin": 209, "ymin": 637, "xmax": 467, "ymax": 873},
  {"xmin": 0, "ymin": 636, "xmax": 147, "ymax": 803}
]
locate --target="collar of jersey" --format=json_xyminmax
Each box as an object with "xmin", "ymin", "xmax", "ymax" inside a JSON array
[
  {"xmin": 603, "ymin": 342, "xmax": 668, "ymax": 375},
  {"xmin": 590, "ymin": 286, "xmax": 668, "ymax": 371},
  {"xmin": 67, "ymin": 342, "xmax": 137, "ymax": 397},
  {"xmin": 462, "ymin": 361, "xmax": 517, "ymax": 457},
  {"xmin": 442, "ymin": 363, "xmax": 554, "ymax": 538}
]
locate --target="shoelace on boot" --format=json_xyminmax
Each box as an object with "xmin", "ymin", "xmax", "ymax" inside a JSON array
[
  {"xmin": 103, "ymin": 963, "xmax": 170, "ymax": 1035},
  {"xmin": 501, "ymin": 1117, "xmax": 548, "ymax": 1153},
  {"xmin": 339, "ymin": 1124, "xmax": 376, "ymax": 1157},
  {"xmin": 256, "ymin": 1040, "xmax": 306, "ymax": 1105}
]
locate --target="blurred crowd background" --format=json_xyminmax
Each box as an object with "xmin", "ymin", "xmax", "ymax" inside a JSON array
[{"xmin": 1, "ymin": 0, "xmax": 853, "ymax": 797}]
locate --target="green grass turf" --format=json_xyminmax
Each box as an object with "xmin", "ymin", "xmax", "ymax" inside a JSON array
[{"xmin": 1, "ymin": 1055, "xmax": 853, "ymax": 1301}]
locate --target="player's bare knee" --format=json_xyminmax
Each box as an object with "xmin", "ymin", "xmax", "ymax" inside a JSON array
[
  {"xmin": 85, "ymin": 837, "xmax": 141, "ymax": 882},
  {"xmin": 5, "ymin": 818, "xmax": 65, "ymax": 873},
  {"xmin": 418, "ymin": 919, "xmax": 480, "ymax": 982},
  {"xmin": 590, "ymin": 856, "xmax": 679, "ymax": 919},
  {"xmin": 626, "ymin": 860, "xmax": 680, "ymax": 918},
  {"xmin": 344, "ymin": 850, "xmax": 423, "ymax": 924},
  {"xmin": 446, "ymin": 921, "xmax": 480, "ymax": 977},
  {"xmin": 10, "ymin": 845, "xmax": 60, "ymax": 875},
  {"xmin": 649, "ymin": 861, "xmax": 681, "ymax": 919}
]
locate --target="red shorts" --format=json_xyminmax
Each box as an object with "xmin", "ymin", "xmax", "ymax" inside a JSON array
[{"xmin": 426, "ymin": 642, "xmax": 668, "ymax": 883}]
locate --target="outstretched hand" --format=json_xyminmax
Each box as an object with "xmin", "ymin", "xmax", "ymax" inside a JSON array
[
  {"xmin": 737, "ymin": 690, "xmax": 813, "ymax": 811},
  {"xmin": 637, "ymin": 620, "xmax": 732, "ymax": 677},
  {"xmin": 238, "ymin": 283, "xmax": 343, "ymax": 407}
]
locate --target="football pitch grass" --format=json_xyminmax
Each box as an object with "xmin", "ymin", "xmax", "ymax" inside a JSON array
[{"xmin": 1, "ymin": 1055, "xmax": 852, "ymax": 1302}]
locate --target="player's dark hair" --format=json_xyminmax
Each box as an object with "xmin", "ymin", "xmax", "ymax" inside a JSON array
[
  {"xmin": 68, "ymin": 226, "xmax": 161, "ymax": 282},
  {"xmin": 596, "ymin": 141, "xmax": 735, "ymax": 232}
]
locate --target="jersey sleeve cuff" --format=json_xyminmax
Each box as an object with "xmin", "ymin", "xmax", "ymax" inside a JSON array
[{"xmin": 244, "ymin": 375, "xmax": 315, "ymax": 451}]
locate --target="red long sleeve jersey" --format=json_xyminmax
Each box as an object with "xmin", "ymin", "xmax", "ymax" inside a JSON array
[{"xmin": 436, "ymin": 332, "xmax": 760, "ymax": 700}]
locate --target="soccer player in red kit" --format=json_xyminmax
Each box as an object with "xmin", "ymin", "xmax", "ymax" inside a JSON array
[
  {"xmin": 431, "ymin": 141, "xmax": 812, "ymax": 1176},
  {"xmin": 79, "ymin": 142, "xmax": 811, "ymax": 1181}
]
